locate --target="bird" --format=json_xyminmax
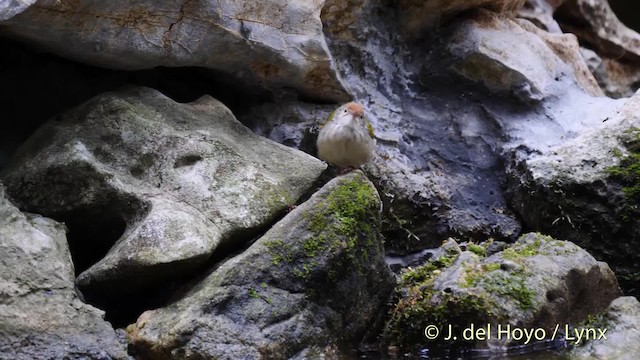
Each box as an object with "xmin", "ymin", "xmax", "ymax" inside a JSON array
[{"xmin": 316, "ymin": 102, "xmax": 376, "ymax": 170}]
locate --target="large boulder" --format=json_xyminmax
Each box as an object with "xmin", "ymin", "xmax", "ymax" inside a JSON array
[
  {"xmin": 506, "ymin": 92, "xmax": 640, "ymax": 292},
  {"xmin": 0, "ymin": 184, "xmax": 128, "ymax": 360},
  {"xmin": 383, "ymin": 233, "xmax": 621, "ymax": 349},
  {"xmin": 1, "ymin": 86, "xmax": 326, "ymax": 295},
  {"xmin": 0, "ymin": 0, "xmax": 349, "ymax": 102},
  {"xmin": 127, "ymin": 171, "xmax": 395, "ymax": 359}
]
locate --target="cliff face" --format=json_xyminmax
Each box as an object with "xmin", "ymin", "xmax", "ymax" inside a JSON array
[{"xmin": 0, "ymin": 0, "xmax": 639, "ymax": 358}]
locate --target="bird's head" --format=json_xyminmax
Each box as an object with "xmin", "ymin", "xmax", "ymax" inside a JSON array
[{"xmin": 345, "ymin": 102, "xmax": 364, "ymax": 118}]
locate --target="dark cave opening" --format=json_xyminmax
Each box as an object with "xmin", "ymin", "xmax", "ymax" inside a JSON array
[
  {"xmin": 0, "ymin": 36, "xmax": 272, "ymax": 171},
  {"xmin": 63, "ymin": 206, "xmax": 127, "ymax": 276},
  {"xmin": 608, "ymin": 0, "xmax": 640, "ymax": 33}
]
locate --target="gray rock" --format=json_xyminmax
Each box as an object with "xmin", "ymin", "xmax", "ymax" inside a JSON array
[
  {"xmin": 556, "ymin": 0, "xmax": 640, "ymax": 63},
  {"xmin": 127, "ymin": 171, "xmax": 395, "ymax": 359},
  {"xmin": 394, "ymin": 0, "xmax": 526, "ymax": 38},
  {"xmin": 0, "ymin": 184, "xmax": 128, "ymax": 360},
  {"xmin": 239, "ymin": 100, "xmax": 336, "ymax": 155},
  {"xmin": 571, "ymin": 296, "xmax": 640, "ymax": 360},
  {"xmin": 581, "ymin": 47, "xmax": 640, "ymax": 98},
  {"xmin": 445, "ymin": 11, "xmax": 602, "ymax": 102},
  {"xmin": 321, "ymin": 1, "xmax": 611, "ymax": 253},
  {"xmin": 384, "ymin": 233, "xmax": 622, "ymax": 348},
  {"xmin": 518, "ymin": 0, "xmax": 564, "ymax": 33},
  {"xmin": 0, "ymin": 0, "xmax": 35, "ymax": 22},
  {"xmin": 0, "ymin": 0, "xmax": 349, "ymax": 102},
  {"xmin": 506, "ymin": 91, "xmax": 640, "ymax": 291},
  {"xmin": 1, "ymin": 86, "xmax": 326, "ymax": 294}
]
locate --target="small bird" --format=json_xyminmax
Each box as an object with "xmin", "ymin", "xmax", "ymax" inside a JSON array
[{"xmin": 316, "ymin": 102, "xmax": 376, "ymax": 170}]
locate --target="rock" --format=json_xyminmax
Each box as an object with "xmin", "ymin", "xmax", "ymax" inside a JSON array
[
  {"xmin": 127, "ymin": 171, "xmax": 395, "ymax": 359},
  {"xmin": 515, "ymin": 18, "xmax": 603, "ymax": 97},
  {"xmin": 251, "ymin": 1, "xmax": 614, "ymax": 255},
  {"xmin": 518, "ymin": 0, "xmax": 564, "ymax": 33},
  {"xmin": 0, "ymin": 0, "xmax": 349, "ymax": 102},
  {"xmin": 506, "ymin": 92, "xmax": 640, "ymax": 293},
  {"xmin": 383, "ymin": 233, "xmax": 622, "ymax": 349},
  {"xmin": 443, "ymin": 10, "xmax": 603, "ymax": 102},
  {"xmin": 1, "ymin": 86, "xmax": 326, "ymax": 294},
  {"xmin": 0, "ymin": 184, "xmax": 128, "ymax": 360},
  {"xmin": 556, "ymin": 0, "xmax": 640, "ymax": 63},
  {"xmin": 395, "ymin": 0, "xmax": 526, "ymax": 38},
  {"xmin": 0, "ymin": 0, "xmax": 36, "ymax": 22},
  {"xmin": 581, "ymin": 47, "xmax": 640, "ymax": 98},
  {"xmin": 570, "ymin": 296, "xmax": 640, "ymax": 359},
  {"xmin": 239, "ymin": 100, "xmax": 336, "ymax": 155}
]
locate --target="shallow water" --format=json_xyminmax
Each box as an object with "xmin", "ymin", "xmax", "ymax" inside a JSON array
[{"xmin": 338, "ymin": 338, "xmax": 572, "ymax": 360}]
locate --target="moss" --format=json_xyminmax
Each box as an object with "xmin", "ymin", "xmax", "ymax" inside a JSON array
[
  {"xmin": 568, "ymin": 311, "xmax": 610, "ymax": 346},
  {"xmin": 248, "ymin": 288, "xmax": 260, "ymax": 299},
  {"xmin": 481, "ymin": 269, "xmax": 535, "ymax": 310},
  {"xmin": 607, "ymin": 127, "xmax": 640, "ymax": 203},
  {"xmin": 265, "ymin": 176, "xmax": 380, "ymax": 281},
  {"xmin": 502, "ymin": 235, "xmax": 545, "ymax": 260},
  {"xmin": 264, "ymin": 240, "xmax": 292, "ymax": 266},
  {"xmin": 468, "ymin": 243, "xmax": 487, "ymax": 257},
  {"xmin": 384, "ymin": 250, "xmax": 493, "ymax": 346}
]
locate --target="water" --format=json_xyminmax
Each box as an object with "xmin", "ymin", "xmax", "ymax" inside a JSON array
[{"xmin": 347, "ymin": 340, "xmax": 572, "ymax": 360}]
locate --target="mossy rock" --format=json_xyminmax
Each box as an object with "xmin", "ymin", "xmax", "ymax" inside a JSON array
[{"xmin": 383, "ymin": 233, "xmax": 621, "ymax": 350}]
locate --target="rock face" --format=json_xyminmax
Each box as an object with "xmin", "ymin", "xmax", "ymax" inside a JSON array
[
  {"xmin": 570, "ymin": 296, "xmax": 640, "ymax": 359},
  {"xmin": 581, "ymin": 47, "xmax": 640, "ymax": 98},
  {"xmin": 0, "ymin": 0, "xmax": 349, "ymax": 102},
  {"xmin": 313, "ymin": 1, "xmax": 612, "ymax": 253},
  {"xmin": 384, "ymin": 233, "xmax": 621, "ymax": 348},
  {"xmin": 518, "ymin": 0, "xmax": 564, "ymax": 33},
  {"xmin": 506, "ymin": 92, "xmax": 640, "ymax": 292},
  {"xmin": 128, "ymin": 171, "xmax": 395, "ymax": 359},
  {"xmin": 1, "ymin": 86, "xmax": 327, "ymax": 294},
  {"xmin": 0, "ymin": 184, "xmax": 127, "ymax": 360},
  {"xmin": 396, "ymin": 0, "xmax": 526, "ymax": 38},
  {"xmin": 0, "ymin": 0, "xmax": 36, "ymax": 22},
  {"xmin": 445, "ymin": 10, "xmax": 602, "ymax": 102},
  {"xmin": 550, "ymin": 0, "xmax": 640, "ymax": 98},
  {"xmin": 556, "ymin": 0, "xmax": 640, "ymax": 63}
]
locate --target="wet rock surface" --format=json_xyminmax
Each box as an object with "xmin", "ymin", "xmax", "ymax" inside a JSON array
[{"xmin": 0, "ymin": 184, "xmax": 128, "ymax": 360}]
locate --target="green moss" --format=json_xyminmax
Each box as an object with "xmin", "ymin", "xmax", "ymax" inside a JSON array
[
  {"xmin": 265, "ymin": 176, "xmax": 380, "ymax": 281},
  {"xmin": 468, "ymin": 243, "xmax": 487, "ymax": 257},
  {"xmin": 385, "ymin": 250, "xmax": 493, "ymax": 346},
  {"xmin": 248, "ymin": 288, "xmax": 260, "ymax": 299},
  {"xmin": 264, "ymin": 240, "xmax": 293, "ymax": 266},
  {"xmin": 502, "ymin": 236, "xmax": 545, "ymax": 260},
  {"xmin": 568, "ymin": 312, "xmax": 610, "ymax": 346},
  {"xmin": 607, "ymin": 127, "xmax": 640, "ymax": 203},
  {"xmin": 481, "ymin": 269, "xmax": 535, "ymax": 310}
]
